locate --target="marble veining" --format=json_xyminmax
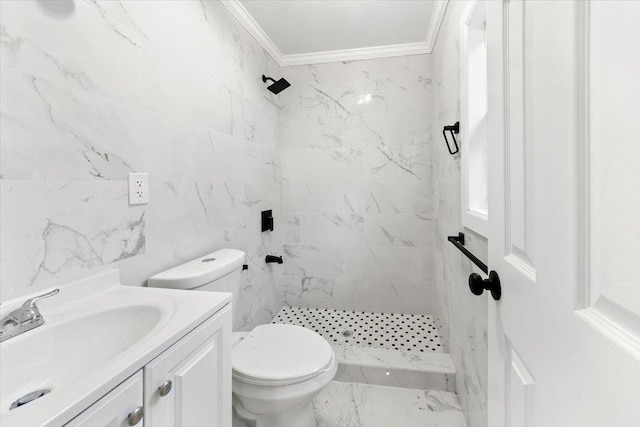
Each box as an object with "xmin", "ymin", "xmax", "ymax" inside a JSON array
[
  {"xmin": 331, "ymin": 344, "xmax": 455, "ymax": 374},
  {"xmin": 277, "ymin": 56, "xmax": 435, "ymax": 316},
  {"xmin": 0, "ymin": 0, "xmax": 283, "ymax": 331},
  {"xmin": 332, "ymin": 344, "xmax": 457, "ymax": 393},
  {"xmin": 313, "ymin": 382, "xmax": 467, "ymax": 427},
  {"xmin": 430, "ymin": 2, "xmax": 489, "ymax": 427},
  {"xmin": 2, "ymin": 3, "xmax": 486, "ymax": 425}
]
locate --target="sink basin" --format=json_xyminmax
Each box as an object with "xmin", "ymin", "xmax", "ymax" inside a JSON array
[
  {"xmin": 0, "ymin": 305, "xmax": 161, "ymax": 414},
  {"xmin": 0, "ymin": 270, "xmax": 232, "ymax": 427}
]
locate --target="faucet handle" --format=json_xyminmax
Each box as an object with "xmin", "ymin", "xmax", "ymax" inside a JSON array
[{"xmin": 23, "ymin": 288, "xmax": 59, "ymax": 309}]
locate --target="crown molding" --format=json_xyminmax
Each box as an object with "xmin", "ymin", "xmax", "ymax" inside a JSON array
[
  {"xmin": 279, "ymin": 42, "xmax": 431, "ymax": 67},
  {"xmin": 219, "ymin": 0, "xmax": 283, "ymax": 62},
  {"xmin": 426, "ymin": 0, "xmax": 449, "ymax": 52},
  {"xmin": 221, "ymin": 0, "xmax": 449, "ymax": 67}
]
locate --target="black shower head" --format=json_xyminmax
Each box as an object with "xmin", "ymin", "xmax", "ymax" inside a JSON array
[{"xmin": 262, "ymin": 75, "xmax": 290, "ymax": 94}]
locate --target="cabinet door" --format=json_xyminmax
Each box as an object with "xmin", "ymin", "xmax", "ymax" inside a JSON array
[
  {"xmin": 66, "ymin": 371, "xmax": 144, "ymax": 427},
  {"xmin": 144, "ymin": 306, "xmax": 232, "ymax": 427}
]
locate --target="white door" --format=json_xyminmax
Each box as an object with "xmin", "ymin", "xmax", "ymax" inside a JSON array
[{"xmin": 486, "ymin": 1, "xmax": 640, "ymax": 426}]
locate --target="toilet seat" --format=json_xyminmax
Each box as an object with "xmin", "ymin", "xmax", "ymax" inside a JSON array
[{"xmin": 232, "ymin": 324, "xmax": 333, "ymax": 386}]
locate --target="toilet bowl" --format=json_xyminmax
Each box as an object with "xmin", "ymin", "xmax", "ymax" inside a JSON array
[
  {"xmin": 147, "ymin": 249, "xmax": 337, "ymax": 427},
  {"xmin": 232, "ymin": 324, "xmax": 337, "ymax": 427}
]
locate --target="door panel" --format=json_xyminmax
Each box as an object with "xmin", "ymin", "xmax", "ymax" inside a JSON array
[
  {"xmin": 504, "ymin": 0, "xmax": 536, "ymax": 278},
  {"xmin": 506, "ymin": 341, "xmax": 535, "ymax": 427},
  {"xmin": 175, "ymin": 338, "xmax": 219, "ymax": 426},
  {"xmin": 144, "ymin": 307, "xmax": 232, "ymax": 427},
  {"xmin": 487, "ymin": 1, "xmax": 640, "ymax": 426},
  {"xmin": 581, "ymin": 0, "xmax": 640, "ymax": 354}
]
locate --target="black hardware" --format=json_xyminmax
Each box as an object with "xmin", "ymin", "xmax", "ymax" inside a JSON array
[
  {"xmin": 261, "ymin": 210, "xmax": 274, "ymax": 232},
  {"xmin": 242, "ymin": 264, "xmax": 248, "ymax": 271},
  {"xmin": 469, "ymin": 271, "xmax": 501, "ymax": 301},
  {"xmin": 262, "ymin": 75, "xmax": 291, "ymax": 94},
  {"xmin": 265, "ymin": 255, "xmax": 283, "ymax": 264},
  {"xmin": 448, "ymin": 232, "xmax": 501, "ymax": 301},
  {"xmin": 447, "ymin": 232, "xmax": 487, "ymax": 273},
  {"xmin": 442, "ymin": 121, "xmax": 460, "ymax": 155}
]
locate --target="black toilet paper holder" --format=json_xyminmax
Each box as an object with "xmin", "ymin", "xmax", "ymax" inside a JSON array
[{"xmin": 442, "ymin": 121, "xmax": 460, "ymax": 155}]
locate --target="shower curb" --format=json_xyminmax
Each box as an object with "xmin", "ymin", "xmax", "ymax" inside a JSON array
[{"xmin": 332, "ymin": 344, "xmax": 456, "ymax": 392}]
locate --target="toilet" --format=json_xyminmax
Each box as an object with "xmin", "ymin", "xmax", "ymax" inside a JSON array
[{"xmin": 147, "ymin": 248, "xmax": 337, "ymax": 427}]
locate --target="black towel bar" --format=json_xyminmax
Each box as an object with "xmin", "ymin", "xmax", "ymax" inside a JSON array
[
  {"xmin": 447, "ymin": 232, "xmax": 501, "ymax": 300},
  {"xmin": 447, "ymin": 232, "xmax": 487, "ymax": 274}
]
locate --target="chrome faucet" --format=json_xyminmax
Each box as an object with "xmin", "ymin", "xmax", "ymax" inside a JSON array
[{"xmin": 0, "ymin": 289, "xmax": 59, "ymax": 343}]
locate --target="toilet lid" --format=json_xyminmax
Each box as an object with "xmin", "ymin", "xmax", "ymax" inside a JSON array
[{"xmin": 232, "ymin": 324, "xmax": 334, "ymax": 386}]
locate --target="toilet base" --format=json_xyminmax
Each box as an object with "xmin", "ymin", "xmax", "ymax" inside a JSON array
[
  {"xmin": 234, "ymin": 401, "xmax": 315, "ymax": 427},
  {"xmin": 231, "ymin": 336, "xmax": 337, "ymax": 427}
]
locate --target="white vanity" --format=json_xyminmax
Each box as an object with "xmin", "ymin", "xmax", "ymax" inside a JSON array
[{"xmin": 0, "ymin": 270, "xmax": 232, "ymax": 427}]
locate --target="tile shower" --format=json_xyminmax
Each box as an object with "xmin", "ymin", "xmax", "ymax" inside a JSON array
[
  {"xmin": 278, "ymin": 55, "xmax": 435, "ymax": 316},
  {"xmin": 264, "ymin": 37, "xmax": 471, "ymax": 427},
  {"xmin": 0, "ymin": 1, "xmax": 484, "ymax": 427},
  {"xmin": 273, "ymin": 307, "xmax": 443, "ymax": 353}
]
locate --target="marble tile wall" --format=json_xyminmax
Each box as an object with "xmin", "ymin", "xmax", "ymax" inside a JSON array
[
  {"xmin": 2, "ymin": 5, "xmax": 488, "ymax": 424},
  {"xmin": 0, "ymin": 0, "xmax": 283, "ymax": 330},
  {"xmin": 430, "ymin": 2, "xmax": 489, "ymax": 427},
  {"xmin": 276, "ymin": 56, "xmax": 435, "ymax": 315}
]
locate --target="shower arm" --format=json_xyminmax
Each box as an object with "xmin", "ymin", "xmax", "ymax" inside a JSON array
[{"xmin": 262, "ymin": 75, "xmax": 277, "ymax": 84}]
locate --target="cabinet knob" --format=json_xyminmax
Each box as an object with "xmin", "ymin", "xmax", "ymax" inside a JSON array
[
  {"xmin": 158, "ymin": 380, "xmax": 173, "ymax": 397},
  {"xmin": 127, "ymin": 406, "xmax": 144, "ymax": 426}
]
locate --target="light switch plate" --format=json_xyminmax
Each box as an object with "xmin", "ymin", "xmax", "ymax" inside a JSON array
[{"xmin": 128, "ymin": 173, "xmax": 149, "ymax": 205}]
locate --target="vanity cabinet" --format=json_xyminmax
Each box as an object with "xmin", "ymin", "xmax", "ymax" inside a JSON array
[
  {"xmin": 65, "ymin": 371, "xmax": 144, "ymax": 427},
  {"xmin": 144, "ymin": 307, "xmax": 232, "ymax": 426},
  {"xmin": 64, "ymin": 305, "xmax": 231, "ymax": 427}
]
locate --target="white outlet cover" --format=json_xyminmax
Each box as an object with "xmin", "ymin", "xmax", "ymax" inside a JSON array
[{"xmin": 128, "ymin": 173, "xmax": 149, "ymax": 205}]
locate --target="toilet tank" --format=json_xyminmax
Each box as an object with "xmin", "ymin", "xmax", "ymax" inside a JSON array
[{"xmin": 147, "ymin": 249, "xmax": 245, "ymax": 318}]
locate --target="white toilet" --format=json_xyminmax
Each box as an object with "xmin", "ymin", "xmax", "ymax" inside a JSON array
[{"xmin": 148, "ymin": 248, "xmax": 337, "ymax": 427}]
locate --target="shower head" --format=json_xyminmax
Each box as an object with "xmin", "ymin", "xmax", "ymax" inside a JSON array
[{"xmin": 262, "ymin": 75, "xmax": 290, "ymax": 94}]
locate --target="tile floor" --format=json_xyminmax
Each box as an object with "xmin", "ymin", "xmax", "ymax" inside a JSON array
[{"xmin": 313, "ymin": 382, "xmax": 468, "ymax": 427}]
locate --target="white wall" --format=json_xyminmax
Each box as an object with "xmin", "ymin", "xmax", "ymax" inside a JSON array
[
  {"xmin": 277, "ymin": 56, "xmax": 436, "ymax": 314},
  {"xmin": 0, "ymin": 0, "xmax": 283, "ymax": 330},
  {"xmin": 431, "ymin": 2, "xmax": 489, "ymax": 427}
]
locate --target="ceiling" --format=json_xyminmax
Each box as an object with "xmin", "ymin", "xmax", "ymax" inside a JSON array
[{"xmin": 221, "ymin": 0, "xmax": 448, "ymax": 66}]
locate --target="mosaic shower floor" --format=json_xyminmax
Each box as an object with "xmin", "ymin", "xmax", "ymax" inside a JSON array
[{"xmin": 272, "ymin": 306, "xmax": 443, "ymax": 353}]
